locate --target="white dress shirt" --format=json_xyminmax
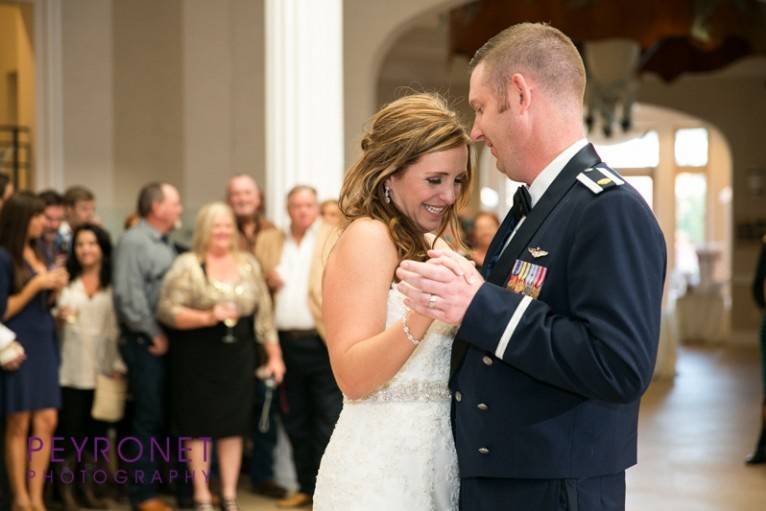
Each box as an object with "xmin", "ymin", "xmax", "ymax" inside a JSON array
[
  {"xmin": 274, "ymin": 222, "xmax": 318, "ymax": 330},
  {"xmin": 503, "ymin": 138, "xmax": 589, "ymax": 251}
]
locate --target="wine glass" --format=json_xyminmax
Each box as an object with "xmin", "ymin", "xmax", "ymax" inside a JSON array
[
  {"xmin": 59, "ymin": 305, "xmax": 78, "ymax": 325},
  {"xmin": 221, "ymin": 300, "xmax": 239, "ymax": 343},
  {"xmin": 65, "ymin": 307, "xmax": 79, "ymax": 325}
]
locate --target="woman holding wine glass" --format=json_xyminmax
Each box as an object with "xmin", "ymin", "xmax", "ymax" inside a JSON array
[
  {"xmin": 157, "ymin": 202, "xmax": 285, "ymax": 511},
  {"xmin": 55, "ymin": 223, "xmax": 122, "ymax": 510},
  {"xmin": 0, "ymin": 192, "xmax": 68, "ymax": 511}
]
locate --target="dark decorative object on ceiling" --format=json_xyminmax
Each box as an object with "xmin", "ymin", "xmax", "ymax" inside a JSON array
[
  {"xmin": 450, "ymin": 0, "xmax": 766, "ymax": 78},
  {"xmin": 449, "ymin": 0, "xmax": 766, "ymax": 136}
]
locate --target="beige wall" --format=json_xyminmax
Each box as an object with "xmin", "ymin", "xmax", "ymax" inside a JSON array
[
  {"xmin": 181, "ymin": 0, "xmax": 266, "ymax": 234},
  {"xmin": 61, "ymin": 0, "xmax": 114, "ymax": 222},
  {"xmin": 112, "ymin": 0, "xmax": 183, "ymax": 230},
  {"xmin": 58, "ymin": 0, "xmax": 265, "ymax": 235},
  {"xmin": 230, "ymin": 0, "xmax": 266, "ymax": 194}
]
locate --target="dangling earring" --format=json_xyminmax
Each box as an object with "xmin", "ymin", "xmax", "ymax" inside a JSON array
[{"xmin": 384, "ymin": 186, "xmax": 391, "ymax": 204}]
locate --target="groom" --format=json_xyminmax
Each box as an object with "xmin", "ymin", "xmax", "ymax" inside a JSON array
[{"xmin": 396, "ymin": 23, "xmax": 666, "ymax": 510}]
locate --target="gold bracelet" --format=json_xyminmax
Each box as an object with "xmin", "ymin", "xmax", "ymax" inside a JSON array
[{"xmin": 402, "ymin": 309, "xmax": 422, "ymax": 346}]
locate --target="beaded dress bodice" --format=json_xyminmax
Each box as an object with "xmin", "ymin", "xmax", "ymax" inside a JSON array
[
  {"xmin": 346, "ymin": 287, "xmax": 456, "ymax": 404},
  {"xmin": 313, "ymin": 288, "xmax": 460, "ymax": 510}
]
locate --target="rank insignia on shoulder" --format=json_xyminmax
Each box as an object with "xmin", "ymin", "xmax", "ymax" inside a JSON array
[
  {"xmin": 528, "ymin": 247, "xmax": 548, "ymax": 258},
  {"xmin": 577, "ymin": 166, "xmax": 624, "ymax": 195}
]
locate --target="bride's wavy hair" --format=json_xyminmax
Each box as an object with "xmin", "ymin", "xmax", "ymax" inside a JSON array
[{"xmin": 339, "ymin": 93, "xmax": 473, "ymax": 263}]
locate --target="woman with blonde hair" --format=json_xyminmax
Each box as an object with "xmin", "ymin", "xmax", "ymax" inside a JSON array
[
  {"xmin": 313, "ymin": 93, "xmax": 472, "ymax": 509},
  {"xmin": 157, "ymin": 202, "xmax": 284, "ymax": 511}
]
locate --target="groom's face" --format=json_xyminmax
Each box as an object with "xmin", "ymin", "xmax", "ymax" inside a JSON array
[{"xmin": 469, "ymin": 63, "xmax": 520, "ymax": 180}]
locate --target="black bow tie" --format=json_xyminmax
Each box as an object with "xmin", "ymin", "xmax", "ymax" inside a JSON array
[{"xmin": 510, "ymin": 185, "xmax": 532, "ymax": 222}]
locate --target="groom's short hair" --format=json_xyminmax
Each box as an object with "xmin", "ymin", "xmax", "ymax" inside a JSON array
[{"xmin": 470, "ymin": 23, "xmax": 586, "ymax": 111}]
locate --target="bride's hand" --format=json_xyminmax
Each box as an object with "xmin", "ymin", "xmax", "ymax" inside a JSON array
[{"xmin": 426, "ymin": 249, "xmax": 482, "ymax": 285}]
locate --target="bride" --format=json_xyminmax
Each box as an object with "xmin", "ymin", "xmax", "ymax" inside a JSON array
[{"xmin": 313, "ymin": 93, "xmax": 472, "ymax": 510}]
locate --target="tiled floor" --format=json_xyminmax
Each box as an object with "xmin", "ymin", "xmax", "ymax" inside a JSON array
[
  {"xmin": 628, "ymin": 345, "xmax": 766, "ymax": 511},
  {"xmin": 106, "ymin": 345, "xmax": 765, "ymax": 510}
]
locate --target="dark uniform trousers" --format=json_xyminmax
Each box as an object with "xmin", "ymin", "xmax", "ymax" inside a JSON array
[
  {"xmin": 278, "ymin": 330, "xmax": 342, "ymax": 495},
  {"xmin": 460, "ymin": 472, "xmax": 625, "ymax": 511}
]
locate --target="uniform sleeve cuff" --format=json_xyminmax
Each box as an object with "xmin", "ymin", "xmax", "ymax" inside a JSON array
[{"xmin": 456, "ymin": 283, "xmax": 532, "ymax": 358}]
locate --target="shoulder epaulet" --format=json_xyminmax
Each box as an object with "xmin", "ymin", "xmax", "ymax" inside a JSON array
[{"xmin": 576, "ymin": 166, "xmax": 624, "ymax": 195}]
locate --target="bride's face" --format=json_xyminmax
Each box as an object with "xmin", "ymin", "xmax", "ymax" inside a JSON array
[{"xmin": 387, "ymin": 145, "xmax": 469, "ymax": 233}]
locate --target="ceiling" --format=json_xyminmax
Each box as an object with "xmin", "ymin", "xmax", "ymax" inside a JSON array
[{"xmin": 448, "ymin": 0, "xmax": 766, "ymax": 82}]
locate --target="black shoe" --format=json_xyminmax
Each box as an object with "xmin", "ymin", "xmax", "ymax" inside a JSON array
[
  {"xmin": 746, "ymin": 426, "xmax": 766, "ymax": 465},
  {"xmin": 251, "ymin": 480, "xmax": 288, "ymax": 499},
  {"xmin": 746, "ymin": 447, "xmax": 766, "ymax": 465}
]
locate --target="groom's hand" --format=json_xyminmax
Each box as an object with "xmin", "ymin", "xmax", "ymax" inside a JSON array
[{"xmin": 395, "ymin": 249, "xmax": 483, "ymax": 326}]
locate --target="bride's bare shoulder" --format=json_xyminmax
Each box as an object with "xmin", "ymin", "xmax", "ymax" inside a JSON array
[
  {"xmin": 329, "ymin": 217, "xmax": 397, "ymax": 269},
  {"xmin": 339, "ymin": 218, "xmax": 395, "ymax": 250}
]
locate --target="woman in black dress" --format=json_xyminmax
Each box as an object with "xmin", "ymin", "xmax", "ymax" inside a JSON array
[
  {"xmin": 157, "ymin": 202, "xmax": 284, "ymax": 511},
  {"xmin": 0, "ymin": 192, "xmax": 69, "ymax": 511}
]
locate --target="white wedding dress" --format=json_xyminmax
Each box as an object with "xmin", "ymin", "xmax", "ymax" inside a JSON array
[{"xmin": 313, "ymin": 287, "xmax": 459, "ymax": 510}]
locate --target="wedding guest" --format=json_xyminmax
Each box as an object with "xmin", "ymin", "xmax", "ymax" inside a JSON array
[
  {"xmin": 0, "ymin": 192, "xmax": 69, "ymax": 511},
  {"xmin": 469, "ymin": 211, "xmax": 500, "ymax": 272},
  {"xmin": 113, "ymin": 182, "xmax": 182, "ymax": 511},
  {"xmin": 37, "ymin": 190, "xmax": 67, "ymax": 268},
  {"xmin": 63, "ymin": 186, "xmax": 96, "ymax": 227},
  {"xmin": 59, "ymin": 186, "xmax": 97, "ymax": 254},
  {"xmin": 157, "ymin": 202, "xmax": 285, "ymax": 511},
  {"xmin": 254, "ymin": 186, "xmax": 341, "ymax": 508},
  {"xmin": 55, "ymin": 224, "xmax": 124, "ymax": 509},
  {"xmin": 226, "ymin": 175, "xmax": 274, "ymax": 253},
  {"xmin": 223, "ymin": 176, "xmax": 285, "ymax": 499},
  {"xmin": 319, "ymin": 200, "xmax": 342, "ymax": 227},
  {"xmin": 0, "ymin": 323, "xmax": 24, "ymax": 511}
]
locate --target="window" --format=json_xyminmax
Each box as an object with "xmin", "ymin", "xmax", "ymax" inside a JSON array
[
  {"xmin": 676, "ymin": 173, "xmax": 706, "ymax": 245},
  {"xmin": 675, "ymin": 128, "xmax": 708, "ymax": 167},
  {"xmin": 623, "ymin": 175, "xmax": 654, "ymax": 209},
  {"xmin": 675, "ymin": 172, "xmax": 707, "ymax": 286},
  {"xmin": 594, "ymin": 131, "xmax": 659, "ymax": 169}
]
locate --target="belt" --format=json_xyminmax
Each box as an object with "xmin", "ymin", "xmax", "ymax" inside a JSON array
[{"xmin": 279, "ymin": 329, "xmax": 319, "ymax": 340}]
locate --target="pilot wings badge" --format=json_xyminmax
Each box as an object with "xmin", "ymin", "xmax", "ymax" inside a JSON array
[{"xmin": 527, "ymin": 247, "xmax": 549, "ymax": 258}]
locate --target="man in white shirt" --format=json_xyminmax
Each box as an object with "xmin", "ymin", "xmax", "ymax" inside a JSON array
[{"xmin": 255, "ymin": 186, "xmax": 342, "ymax": 508}]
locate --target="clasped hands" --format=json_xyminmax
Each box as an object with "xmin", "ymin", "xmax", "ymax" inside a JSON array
[{"xmin": 396, "ymin": 248, "xmax": 484, "ymax": 326}]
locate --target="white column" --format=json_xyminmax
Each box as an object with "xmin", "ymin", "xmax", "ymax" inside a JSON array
[
  {"xmin": 265, "ymin": 0, "xmax": 344, "ymax": 228},
  {"xmin": 34, "ymin": 0, "xmax": 64, "ymax": 190}
]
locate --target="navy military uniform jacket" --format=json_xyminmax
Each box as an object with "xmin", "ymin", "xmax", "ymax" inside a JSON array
[{"xmin": 451, "ymin": 143, "xmax": 666, "ymax": 480}]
